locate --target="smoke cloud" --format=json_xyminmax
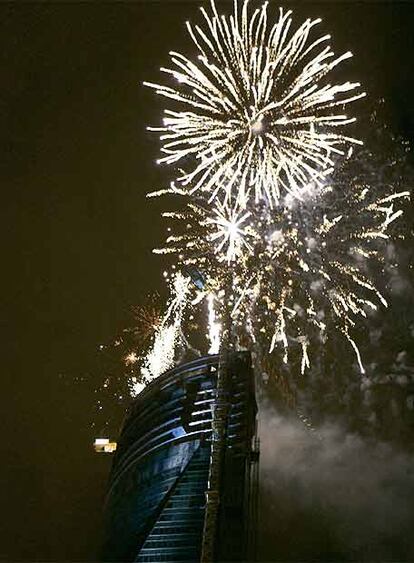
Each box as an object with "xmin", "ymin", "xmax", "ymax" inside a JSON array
[{"xmin": 258, "ymin": 399, "xmax": 414, "ymax": 561}]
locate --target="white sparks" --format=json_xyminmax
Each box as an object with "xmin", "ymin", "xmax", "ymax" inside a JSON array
[
  {"xmin": 207, "ymin": 202, "xmax": 252, "ymax": 262},
  {"xmin": 124, "ymin": 352, "xmax": 138, "ymax": 366},
  {"xmin": 207, "ymin": 293, "xmax": 221, "ymax": 354},
  {"xmin": 141, "ymin": 323, "xmax": 178, "ymax": 381},
  {"xmin": 141, "ymin": 272, "xmax": 190, "ymax": 381},
  {"xmin": 130, "ymin": 378, "xmax": 147, "ymax": 397},
  {"xmin": 299, "ymin": 337, "xmax": 310, "ymax": 375},
  {"xmin": 146, "ymin": 0, "xmax": 365, "ymax": 209},
  {"xmin": 343, "ymin": 329, "xmax": 365, "ymax": 374}
]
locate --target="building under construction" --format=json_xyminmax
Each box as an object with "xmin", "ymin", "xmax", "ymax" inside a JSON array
[{"xmin": 102, "ymin": 351, "xmax": 259, "ymax": 562}]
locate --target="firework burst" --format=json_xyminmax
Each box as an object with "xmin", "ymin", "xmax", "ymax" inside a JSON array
[
  {"xmin": 143, "ymin": 3, "xmax": 409, "ymax": 381},
  {"xmin": 137, "ymin": 272, "xmax": 191, "ymax": 387},
  {"xmin": 154, "ymin": 154, "xmax": 409, "ymax": 374},
  {"xmin": 130, "ymin": 297, "xmax": 162, "ymax": 346},
  {"xmin": 145, "ymin": 0, "xmax": 365, "ymax": 208}
]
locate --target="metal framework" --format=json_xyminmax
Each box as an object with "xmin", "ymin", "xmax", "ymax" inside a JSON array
[
  {"xmin": 200, "ymin": 350, "xmax": 230, "ymax": 562},
  {"xmin": 102, "ymin": 352, "xmax": 258, "ymax": 562}
]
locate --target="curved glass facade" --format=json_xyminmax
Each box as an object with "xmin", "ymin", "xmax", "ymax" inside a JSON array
[{"xmin": 102, "ymin": 352, "xmax": 257, "ymax": 562}]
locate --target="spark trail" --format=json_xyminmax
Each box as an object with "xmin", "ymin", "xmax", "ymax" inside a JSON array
[{"xmin": 131, "ymin": 272, "xmax": 191, "ymax": 392}]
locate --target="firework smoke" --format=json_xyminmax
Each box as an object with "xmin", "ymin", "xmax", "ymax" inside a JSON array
[{"xmin": 259, "ymin": 399, "xmax": 414, "ymax": 561}]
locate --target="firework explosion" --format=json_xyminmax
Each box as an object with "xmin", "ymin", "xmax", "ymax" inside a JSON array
[
  {"xmin": 130, "ymin": 297, "xmax": 163, "ymax": 346},
  {"xmin": 145, "ymin": 0, "xmax": 365, "ymax": 208},
  {"xmin": 137, "ymin": 2, "xmax": 410, "ymax": 388},
  {"xmin": 153, "ymin": 156, "xmax": 408, "ymax": 374},
  {"xmin": 133, "ymin": 272, "xmax": 192, "ymax": 392}
]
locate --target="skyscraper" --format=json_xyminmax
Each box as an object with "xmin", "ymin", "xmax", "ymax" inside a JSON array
[{"xmin": 102, "ymin": 351, "xmax": 259, "ymax": 562}]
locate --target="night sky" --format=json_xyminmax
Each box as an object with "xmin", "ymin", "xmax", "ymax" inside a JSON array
[{"xmin": 2, "ymin": 2, "xmax": 414, "ymax": 561}]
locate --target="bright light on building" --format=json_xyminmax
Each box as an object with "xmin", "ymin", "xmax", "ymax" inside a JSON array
[{"xmin": 93, "ymin": 438, "xmax": 117, "ymax": 453}]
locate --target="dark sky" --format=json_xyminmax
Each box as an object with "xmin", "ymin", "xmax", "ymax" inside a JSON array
[{"xmin": 2, "ymin": 1, "xmax": 414, "ymax": 561}]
